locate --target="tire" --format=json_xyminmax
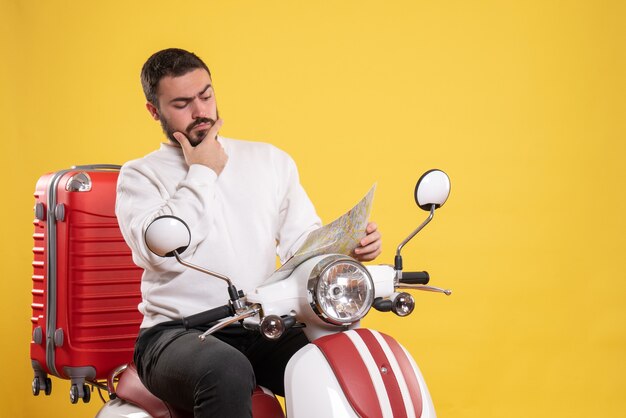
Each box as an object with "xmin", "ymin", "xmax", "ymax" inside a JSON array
[
  {"xmin": 44, "ymin": 377, "xmax": 52, "ymax": 396},
  {"xmin": 32, "ymin": 377, "xmax": 40, "ymax": 396},
  {"xmin": 82, "ymin": 384, "xmax": 91, "ymax": 403},
  {"xmin": 70, "ymin": 384, "xmax": 79, "ymax": 404}
]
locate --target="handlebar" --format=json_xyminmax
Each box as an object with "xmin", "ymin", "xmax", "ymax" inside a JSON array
[
  {"xmin": 182, "ymin": 305, "xmax": 234, "ymax": 330},
  {"xmin": 399, "ymin": 271, "xmax": 430, "ymax": 285}
]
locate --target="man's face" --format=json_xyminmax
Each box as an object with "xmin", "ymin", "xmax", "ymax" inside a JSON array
[{"xmin": 149, "ymin": 68, "xmax": 219, "ymax": 146}]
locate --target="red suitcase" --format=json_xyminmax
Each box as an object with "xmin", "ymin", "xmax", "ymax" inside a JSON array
[{"xmin": 30, "ymin": 165, "xmax": 143, "ymax": 403}]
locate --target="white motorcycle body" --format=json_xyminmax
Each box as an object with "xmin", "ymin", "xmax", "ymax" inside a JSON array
[
  {"xmin": 247, "ymin": 258, "xmax": 436, "ymax": 418},
  {"xmin": 97, "ymin": 169, "xmax": 451, "ymax": 418},
  {"xmin": 97, "ymin": 259, "xmax": 437, "ymax": 418}
]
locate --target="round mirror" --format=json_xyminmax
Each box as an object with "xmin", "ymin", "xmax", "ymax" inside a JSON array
[
  {"xmin": 144, "ymin": 215, "xmax": 191, "ymax": 257},
  {"xmin": 414, "ymin": 169, "xmax": 451, "ymax": 211}
]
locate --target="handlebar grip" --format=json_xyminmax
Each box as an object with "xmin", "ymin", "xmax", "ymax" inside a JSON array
[
  {"xmin": 400, "ymin": 271, "xmax": 430, "ymax": 285},
  {"xmin": 182, "ymin": 305, "xmax": 234, "ymax": 329}
]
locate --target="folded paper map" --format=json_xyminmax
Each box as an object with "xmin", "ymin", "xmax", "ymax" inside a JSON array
[{"xmin": 266, "ymin": 184, "xmax": 376, "ymax": 283}]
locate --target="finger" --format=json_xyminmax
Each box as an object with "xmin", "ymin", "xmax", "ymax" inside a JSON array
[
  {"xmin": 354, "ymin": 239, "xmax": 381, "ymax": 256},
  {"xmin": 355, "ymin": 247, "xmax": 382, "ymax": 262},
  {"xmin": 366, "ymin": 222, "xmax": 378, "ymax": 234},
  {"xmin": 208, "ymin": 118, "xmax": 224, "ymax": 140},
  {"xmin": 360, "ymin": 230, "xmax": 381, "ymax": 247},
  {"xmin": 173, "ymin": 132, "xmax": 191, "ymax": 152}
]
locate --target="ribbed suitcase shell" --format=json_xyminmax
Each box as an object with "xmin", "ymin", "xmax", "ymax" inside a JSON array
[{"xmin": 30, "ymin": 166, "xmax": 142, "ymax": 400}]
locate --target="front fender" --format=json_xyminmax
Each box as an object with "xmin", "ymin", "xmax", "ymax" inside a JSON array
[{"xmin": 285, "ymin": 328, "xmax": 436, "ymax": 418}]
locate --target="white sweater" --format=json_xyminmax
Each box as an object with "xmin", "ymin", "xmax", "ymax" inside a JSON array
[{"xmin": 115, "ymin": 137, "xmax": 321, "ymax": 328}]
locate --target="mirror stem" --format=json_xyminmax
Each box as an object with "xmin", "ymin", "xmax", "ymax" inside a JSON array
[
  {"xmin": 395, "ymin": 205, "xmax": 436, "ymax": 271},
  {"xmin": 174, "ymin": 251, "xmax": 233, "ymax": 287}
]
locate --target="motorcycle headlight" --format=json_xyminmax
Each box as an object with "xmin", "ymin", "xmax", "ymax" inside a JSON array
[{"xmin": 307, "ymin": 255, "xmax": 375, "ymax": 326}]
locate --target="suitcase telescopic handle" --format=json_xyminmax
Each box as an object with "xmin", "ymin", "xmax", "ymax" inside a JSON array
[{"xmin": 71, "ymin": 164, "xmax": 122, "ymax": 170}]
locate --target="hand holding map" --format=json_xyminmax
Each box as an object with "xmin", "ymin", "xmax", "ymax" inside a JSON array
[{"xmin": 266, "ymin": 184, "xmax": 376, "ymax": 283}]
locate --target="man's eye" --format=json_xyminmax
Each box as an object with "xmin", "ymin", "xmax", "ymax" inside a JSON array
[
  {"xmin": 173, "ymin": 103, "xmax": 188, "ymax": 109},
  {"xmin": 201, "ymin": 95, "xmax": 212, "ymax": 101}
]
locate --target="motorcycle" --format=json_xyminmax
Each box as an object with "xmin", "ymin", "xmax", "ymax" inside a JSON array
[{"xmin": 96, "ymin": 169, "xmax": 452, "ymax": 418}]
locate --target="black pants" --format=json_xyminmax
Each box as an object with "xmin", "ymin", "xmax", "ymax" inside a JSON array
[{"xmin": 134, "ymin": 323, "xmax": 308, "ymax": 418}]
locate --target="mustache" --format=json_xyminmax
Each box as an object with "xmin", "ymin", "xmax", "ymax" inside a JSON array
[{"xmin": 186, "ymin": 117, "xmax": 216, "ymax": 133}]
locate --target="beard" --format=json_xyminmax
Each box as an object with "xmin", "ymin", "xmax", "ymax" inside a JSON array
[{"xmin": 160, "ymin": 109, "xmax": 220, "ymax": 147}]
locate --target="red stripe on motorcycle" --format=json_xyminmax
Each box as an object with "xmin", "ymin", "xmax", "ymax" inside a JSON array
[
  {"xmin": 382, "ymin": 334, "xmax": 423, "ymax": 418},
  {"xmin": 355, "ymin": 329, "xmax": 408, "ymax": 418},
  {"xmin": 313, "ymin": 333, "xmax": 384, "ymax": 418}
]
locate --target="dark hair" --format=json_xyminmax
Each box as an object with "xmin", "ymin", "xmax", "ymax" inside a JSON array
[{"xmin": 140, "ymin": 48, "xmax": 211, "ymax": 106}]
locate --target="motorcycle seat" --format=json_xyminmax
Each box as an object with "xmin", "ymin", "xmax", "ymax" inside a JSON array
[{"xmin": 115, "ymin": 363, "xmax": 285, "ymax": 418}]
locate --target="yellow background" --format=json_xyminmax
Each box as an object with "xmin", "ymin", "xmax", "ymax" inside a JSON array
[{"xmin": 2, "ymin": 0, "xmax": 625, "ymax": 416}]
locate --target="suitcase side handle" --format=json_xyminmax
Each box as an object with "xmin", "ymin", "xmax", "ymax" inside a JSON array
[{"xmin": 71, "ymin": 164, "xmax": 122, "ymax": 170}]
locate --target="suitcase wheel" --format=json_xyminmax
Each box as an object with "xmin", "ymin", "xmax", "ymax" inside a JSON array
[
  {"xmin": 83, "ymin": 384, "xmax": 91, "ymax": 403},
  {"xmin": 32, "ymin": 377, "xmax": 52, "ymax": 396},
  {"xmin": 69, "ymin": 384, "xmax": 77, "ymax": 404},
  {"xmin": 70, "ymin": 383, "xmax": 91, "ymax": 404},
  {"xmin": 32, "ymin": 377, "xmax": 40, "ymax": 396}
]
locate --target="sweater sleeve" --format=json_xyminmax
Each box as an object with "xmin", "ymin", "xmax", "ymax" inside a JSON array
[
  {"xmin": 115, "ymin": 161, "xmax": 217, "ymax": 272},
  {"xmin": 275, "ymin": 152, "xmax": 322, "ymax": 263}
]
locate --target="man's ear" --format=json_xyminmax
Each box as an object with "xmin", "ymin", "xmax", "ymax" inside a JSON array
[{"xmin": 146, "ymin": 102, "xmax": 160, "ymax": 120}]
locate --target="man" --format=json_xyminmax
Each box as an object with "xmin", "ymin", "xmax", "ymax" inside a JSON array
[{"xmin": 116, "ymin": 48, "xmax": 382, "ymax": 417}]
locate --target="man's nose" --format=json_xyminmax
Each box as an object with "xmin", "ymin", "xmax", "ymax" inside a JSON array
[{"xmin": 191, "ymin": 100, "xmax": 209, "ymax": 119}]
